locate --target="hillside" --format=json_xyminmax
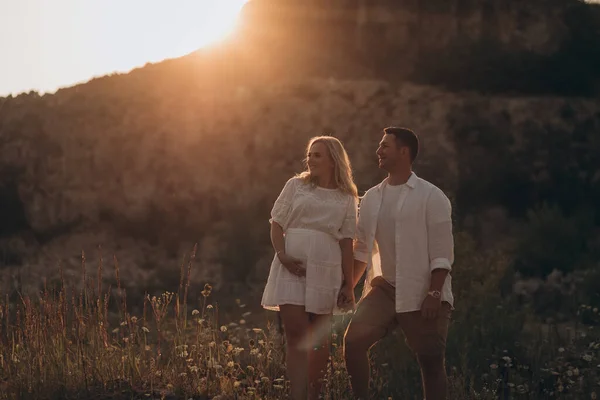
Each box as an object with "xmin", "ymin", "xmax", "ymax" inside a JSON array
[{"xmin": 0, "ymin": 0, "xmax": 599, "ymax": 304}]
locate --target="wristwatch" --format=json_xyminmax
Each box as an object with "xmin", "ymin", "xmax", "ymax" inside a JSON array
[{"xmin": 427, "ymin": 290, "xmax": 441, "ymax": 299}]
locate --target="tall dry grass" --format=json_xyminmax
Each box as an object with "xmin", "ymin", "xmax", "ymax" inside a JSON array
[{"xmin": 1, "ymin": 236, "xmax": 599, "ymax": 399}]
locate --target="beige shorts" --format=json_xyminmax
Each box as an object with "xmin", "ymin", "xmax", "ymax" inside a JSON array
[{"xmin": 349, "ymin": 276, "xmax": 452, "ymax": 356}]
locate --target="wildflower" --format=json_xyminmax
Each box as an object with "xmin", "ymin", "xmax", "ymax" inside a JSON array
[
  {"xmin": 220, "ymin": 326, "xmax": 228, "ymax": 332},
  {"xmin": 227, "ymin": 361, "xmax": 234, "ymax": 368},
  {"xmin": 261, "ymin": 377, "xmax": 270, "ymax": 383},
  {"xmin": 192, "ymin": 309, "xmax": 200, "ymax": 316},
  {"xmin": 120, "ymin": 321, "xmax": 128, "ymax": 326},
  {"xmin": 131, "ymin": 316, "xmax": 138, "ymax": 323},
  {"xmin": 201, "ymin": 284, "xmax": 212, "ymax": 297},
  {"xmin": 583, "ymin": 354, "xmax": 593, "ymax": 362},
  {"xmin": 252, "ymin": 328, "xmax": 263, "ymax": 334},
  {"xmin": 234, "ymin": 381, "xmax": 241, "ymax": 388},
  {"xmin": 251, "ymin": 348, "xmax": 259, "ymax": 355},
  {"xmin": 558, "ymin": 347, "xmax": 565, "ymax": 353},
  {"xmin": 207, "ymin": 304, "xmax": 214, "ymax": 309},
  {"xmin": 258, "ymin": 340, "xmax": 265, "ymax": 346},
  {"xmin": 112, "ymin": 328, "xmax": 120, "ymax": 334},
  {"xmin": 274, "ymin": 385, "xmax": 284, "ymax": 390},
  {"xmin": 502, "ymin": 356, "xmax": 512, "ymax": 363},
  {"xmin": 247, "ymin": 365, "xmax": 255, "ymax": 373},
  {"xmin": 142, "ymin": 327, "xmax": 150, "ymax": 333}
]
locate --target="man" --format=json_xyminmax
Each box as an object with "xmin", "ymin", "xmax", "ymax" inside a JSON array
[{"xmin": 343, "ymin": 127, "xmax": 454, "ymax": 400}]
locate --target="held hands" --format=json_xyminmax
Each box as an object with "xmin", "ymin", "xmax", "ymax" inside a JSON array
[
  {"xmin": 277, "ymin": 252, "xmax": 306, "ymax": 277},
  {"xmin": 337, "ymin": 283, "xmax": 355, "ymax": 312}
]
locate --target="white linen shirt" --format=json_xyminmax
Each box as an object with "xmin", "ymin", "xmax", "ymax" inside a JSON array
[{"xmin": 354, "ymin": 172, "xmax": 454, "ymax": 313}]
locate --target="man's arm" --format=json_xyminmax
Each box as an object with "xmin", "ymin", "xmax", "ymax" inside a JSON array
[{"xmin": 426, "ymin": 188, "xmax": 454, "ymax": 292}]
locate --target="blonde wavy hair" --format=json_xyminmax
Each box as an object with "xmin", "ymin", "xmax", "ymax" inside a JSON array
[{"xmin": 297, "ymin": 136, "xmax": 358, "ymax": 198}]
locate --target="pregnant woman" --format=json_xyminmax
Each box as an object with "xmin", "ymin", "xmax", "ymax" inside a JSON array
[{"xmin": 261, "ymin": 135, "xmax": 358, "ymax": 400}]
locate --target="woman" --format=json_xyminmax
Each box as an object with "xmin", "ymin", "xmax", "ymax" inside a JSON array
[{"xmin": 261, "ymin": 136, "xmax": 358, "ymax": 400}]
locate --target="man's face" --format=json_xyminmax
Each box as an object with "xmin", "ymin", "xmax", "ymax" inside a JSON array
[{"xmin": 376, "ymin": 133, "xmax": 404, "ymax": 171}]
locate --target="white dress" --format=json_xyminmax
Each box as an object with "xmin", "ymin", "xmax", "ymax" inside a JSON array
[{"xmin": 261, "ymin": 177, "xmax": 358, "ymax": 315}]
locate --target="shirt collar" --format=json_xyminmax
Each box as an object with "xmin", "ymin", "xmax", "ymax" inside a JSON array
[{"xmin": 376, "ymin": 171, "xmax": 418, "ymax": 191}]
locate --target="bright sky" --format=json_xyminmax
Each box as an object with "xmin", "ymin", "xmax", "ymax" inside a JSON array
[{"xmin": 0, "ymin": 0, "xmax": 248, "ymax": 96}]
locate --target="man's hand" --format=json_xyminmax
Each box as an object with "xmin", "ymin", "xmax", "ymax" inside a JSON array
[
  {"xmin": 277, "ymin": 252, "xmax": 306, "ymax": 277},
  {"xmin": 337, "ymin": 284, "xmax": 355, "ymax": 312},
  {"xmin": 421, "ymin": 293, "xmax": 441, "ymax": 320}
]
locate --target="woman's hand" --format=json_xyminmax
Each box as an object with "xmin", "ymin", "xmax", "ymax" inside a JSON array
[
  {"xmin": 337, "ymin": 283, "xmax": 355, "ymax": 312},
  {"xmin": 278, "ymin": 252, "xmax": 306, "ymax": 277}
]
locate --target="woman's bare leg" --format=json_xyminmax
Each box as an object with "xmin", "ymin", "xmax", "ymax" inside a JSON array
[
  {"xmin": 280, "ymin": 305, "xmax": 311, "ymax": 400},
  {"xmin": 308, "ymin": 313, "xmax": 332, "ymax": 400}
]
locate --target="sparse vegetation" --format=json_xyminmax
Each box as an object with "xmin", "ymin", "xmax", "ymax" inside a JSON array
[{"xmin": 1, "ymin": 232, "xmax": 599, "ymax": 399}]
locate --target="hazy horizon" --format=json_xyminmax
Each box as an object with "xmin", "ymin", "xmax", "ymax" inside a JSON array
[{"xmin": 0, "ymin": 0, "xmax": 247, "ymax": 97}]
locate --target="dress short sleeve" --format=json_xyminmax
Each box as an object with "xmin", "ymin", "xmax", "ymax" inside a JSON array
[
  {"xmin": 338, "ymin": 195, "xmax": 358, "ymax": 240},
  {"xmin": 269, "ymin": 177, "xmax": 299, "ymax": 228}
]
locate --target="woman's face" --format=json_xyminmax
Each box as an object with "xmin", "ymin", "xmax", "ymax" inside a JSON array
[{"xmin": 307, "ymin": 141, "xmax": 335, "ymax": 178}]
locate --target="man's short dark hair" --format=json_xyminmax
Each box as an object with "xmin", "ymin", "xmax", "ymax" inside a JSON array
[{"xmin": 383, "ymin": 126, "xmax": 419, "ymax": 162}]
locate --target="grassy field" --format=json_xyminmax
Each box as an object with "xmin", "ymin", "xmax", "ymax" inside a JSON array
[{"xmin": 1, "ymin": 235, "xmax": 599, "ymax": 399}]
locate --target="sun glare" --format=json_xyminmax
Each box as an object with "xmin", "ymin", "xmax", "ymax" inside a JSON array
[
  {"xmin": 0, "ymin": 0, "xmax": 251, "ymax": 96},
  {"xmin": 184, "ymin": 0, "xmax": 248, "ymax": 49}
]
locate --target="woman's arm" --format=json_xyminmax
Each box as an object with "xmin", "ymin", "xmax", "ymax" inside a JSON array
[
  {"xmin": 270, "ymin": 221, "xmax": 286, "ymax": 257},
  {"xmin": 339, "ymin": 238, "xmax": 354, "ymax": 288},
  {"xmin": 338, "ymin": 237, "xmax": 355, "ymax": 310},
  {"xmin": 270, "ymin": 221, "xmax": 304, "ymax": 277}
]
